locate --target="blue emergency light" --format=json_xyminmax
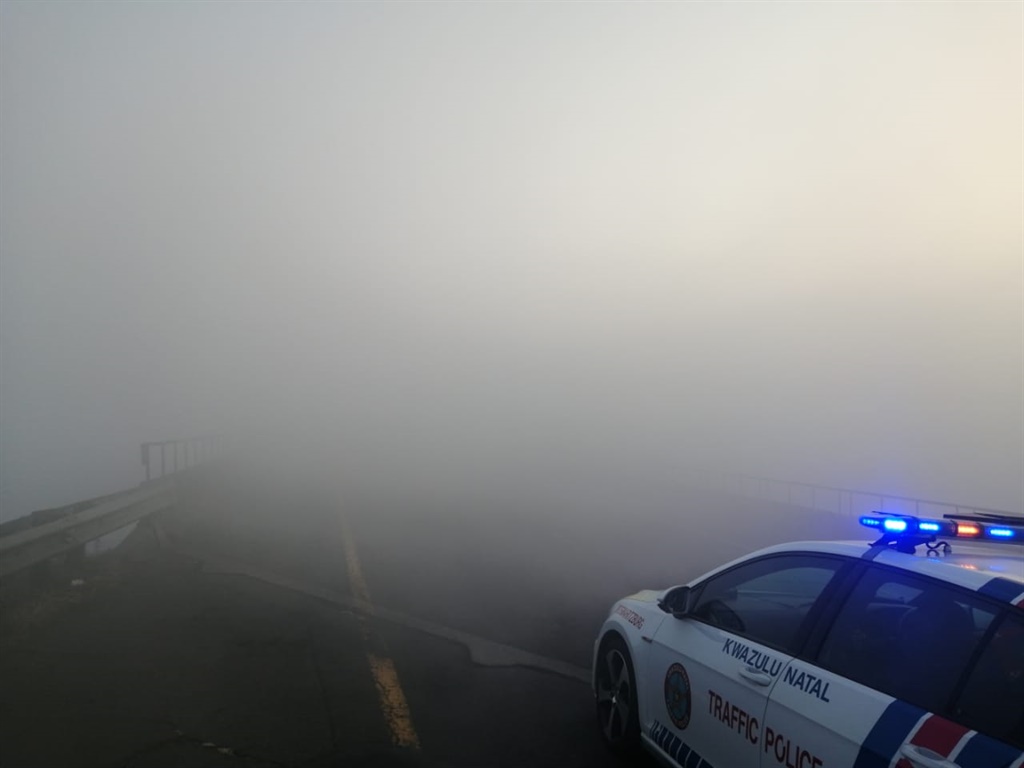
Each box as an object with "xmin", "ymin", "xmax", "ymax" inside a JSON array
[{"xmin": 859, "ymin": 513, "xmax": 1024, "ymax": 549}]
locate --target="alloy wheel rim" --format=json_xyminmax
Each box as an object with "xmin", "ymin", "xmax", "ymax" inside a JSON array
[{"xmin": 596, "ymin": 648, "xmax": 631, "ymax": 742}]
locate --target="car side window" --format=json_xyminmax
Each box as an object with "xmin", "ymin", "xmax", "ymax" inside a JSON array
[
  {"xmin": 690, "ymin": 555, "xmax": 846, "ymax": 654},
  {"xmin": 817, "ymin": 566, "xmax": 998, "ymax": 715},
  {"xmin": 954, "ymin": 611, "xmax": 1024, "ymax": 748}
]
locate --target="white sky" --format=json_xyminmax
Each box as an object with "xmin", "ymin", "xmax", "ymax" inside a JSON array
[{"xmin": 1, "ymin": 1, "xmax": 1021, "ymax": 518}]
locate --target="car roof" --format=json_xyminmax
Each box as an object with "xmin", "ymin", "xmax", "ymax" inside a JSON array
[{"xmin": 737, "ymin": 540, "xmax": 1024, "ymax": 607}]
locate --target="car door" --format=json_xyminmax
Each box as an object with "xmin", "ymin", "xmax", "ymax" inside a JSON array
[
  {"xmin": 646, "ymin": 553, "xmax": 849, "ymax": 768},
  {"xmin": 763, "ymin": 564, "xmax": 1024, "ymax": 768}
]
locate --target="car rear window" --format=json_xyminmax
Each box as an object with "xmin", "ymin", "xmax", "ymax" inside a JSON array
[
  {"xmin": 817, "ymin": 566, "xmax": 999, "ymax": 716},
  {"xmin": 953, "ymin": 611, "xmax": 1024, "ymax": 748}
]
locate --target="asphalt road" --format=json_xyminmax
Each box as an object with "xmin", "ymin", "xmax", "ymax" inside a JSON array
[{"xmin": 0, "ymin": 466, "xmax": 863, "ymax": 768}]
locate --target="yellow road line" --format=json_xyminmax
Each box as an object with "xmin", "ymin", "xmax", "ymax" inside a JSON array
[
  {"xmin": 367, "ymin": 654, "xmax": 421, "ymax": 748},
  {"xmin": 340, "ymin": 516, "xmax": 372, "ymax": 605},
  {"xmin": 339, "ymin": 512, "xmax": 421, "ymax": 749}
]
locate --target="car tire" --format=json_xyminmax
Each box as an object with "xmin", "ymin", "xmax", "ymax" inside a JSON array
[{"xmin": 595, "ymin": 633, "xmax": 641, "ymax": 755}]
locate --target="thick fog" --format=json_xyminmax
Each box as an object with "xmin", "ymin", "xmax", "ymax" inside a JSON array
[{"xmin": 1, "ymin": 2, "xmax": 1021, "ymax": 522}]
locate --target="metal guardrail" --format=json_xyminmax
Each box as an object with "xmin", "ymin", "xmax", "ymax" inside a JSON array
[
  {"xmin": 0, "ymin": 436, "xmax": 219, "ymax": 579},
  {"xmin": 0, "ymin": 481, "xmax": 175, "ymax": 578},
  {"xmin": 0, "ymin": 489, "xmax": 134, "ymax": 538},
  {"xmin": 718, "ymin": 472, "xmax": 1018, "ymax": 520}
]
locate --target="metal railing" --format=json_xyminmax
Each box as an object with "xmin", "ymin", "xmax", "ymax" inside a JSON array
[
  {"xmin": 0, "ymin": 436, "xmax": 220, "ymax": 579},
  {"xmin": 718, "ymin": 472, "xmax": 1017, "ymax": 520},
  {"xmin": 141, "ymin": 435, "xmax": 222, "ymax": 481}
]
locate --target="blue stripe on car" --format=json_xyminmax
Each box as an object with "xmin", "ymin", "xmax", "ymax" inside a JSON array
[
  {"xmin": 954, "ymin": 731, "xmax": 1024, "ymax": 767},
  {"xmin": 852, "ymin": 699, "xmax": 924, "ymax": 768}
]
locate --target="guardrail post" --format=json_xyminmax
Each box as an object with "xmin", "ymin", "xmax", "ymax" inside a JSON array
[{"xmin": 65, "ymin": 540, "xmax": 85, "ymax": 574}]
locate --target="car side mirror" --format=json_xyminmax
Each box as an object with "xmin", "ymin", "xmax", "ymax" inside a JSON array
[{"xmin": 660, "ymin": 586, "xmax": 693, "ymax": 618}]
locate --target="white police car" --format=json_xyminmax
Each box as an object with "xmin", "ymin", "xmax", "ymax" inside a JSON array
[{"xmin": 594, "ymin": 513, "xmax": 1024, "ymax": 768}]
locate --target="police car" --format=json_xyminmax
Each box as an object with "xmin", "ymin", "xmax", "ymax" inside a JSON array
[{"xmin": 593, "ymin": 513, "xmax": 1024, "ymax": 768}]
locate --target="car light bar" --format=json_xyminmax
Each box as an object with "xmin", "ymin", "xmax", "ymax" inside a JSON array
[{"xmin": 859, "ymin": 514, "xmax": 1024, "ymax": 545}]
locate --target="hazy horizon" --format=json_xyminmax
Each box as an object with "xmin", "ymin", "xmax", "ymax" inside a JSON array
[{"xmin": 1, "ymin": 1, "xmax": 1021, "ymax": 521}]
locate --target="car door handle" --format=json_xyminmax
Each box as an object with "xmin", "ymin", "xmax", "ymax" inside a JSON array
[
  {"xmin": 738, "ymin": 666, "xmax": 772, "ymax": 686},
  {"xmin": 899, "ymin": 744, "xmax": 961, "ymax": 768}
]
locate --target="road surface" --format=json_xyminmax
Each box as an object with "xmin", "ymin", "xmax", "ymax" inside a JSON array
[{"xmin": 0, "ymin": 466, "xmax": 862, "ymax": 767}]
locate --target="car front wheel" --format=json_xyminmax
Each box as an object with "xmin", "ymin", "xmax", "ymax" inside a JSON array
[{"xmin": 595, "ymin": 634, "xmax": 640, "ymax": 754}]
